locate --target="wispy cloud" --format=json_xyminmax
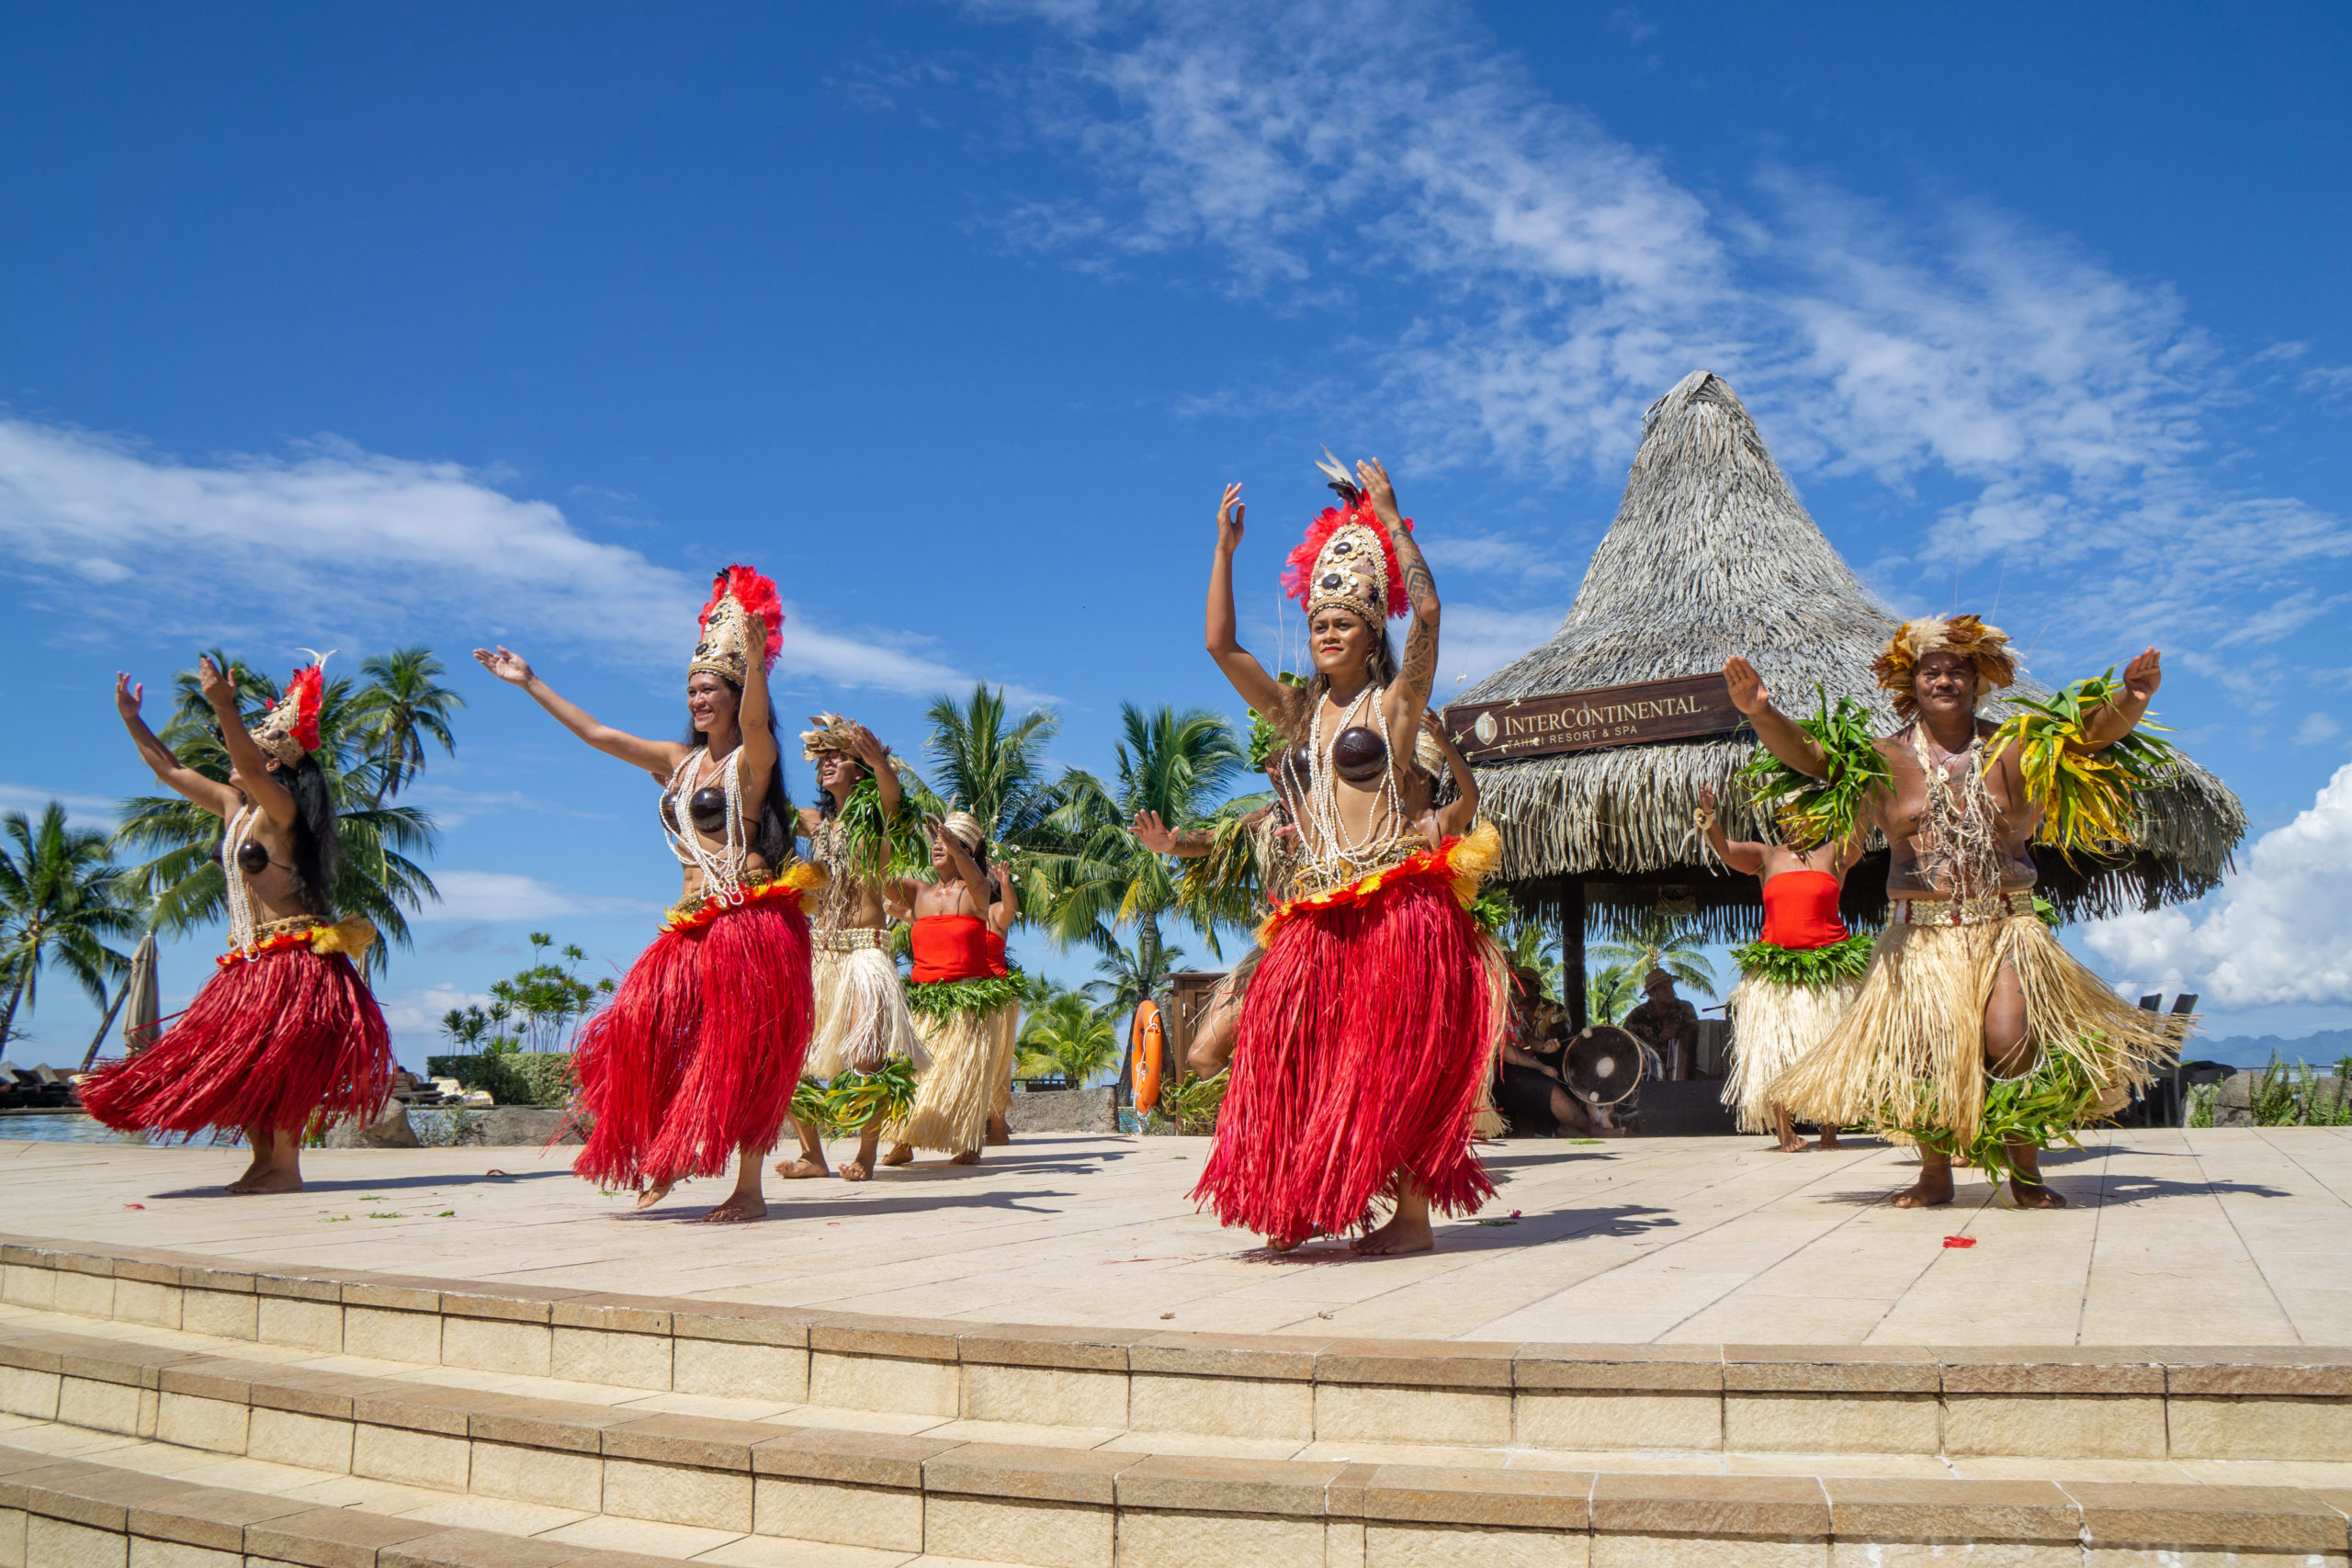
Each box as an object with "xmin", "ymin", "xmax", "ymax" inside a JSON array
[
  {"xmin": 957, "ymin": 0, "xmax": 2351, "ymax": 669},
  {"xmin": 413, "ymin": 869, "xmax": 650, "ymax": 924},
  {"xmin": 0, "ymin": 418, "xmax": 1039, "ymax": 700},
  {"xmin": 0, "ymin": 783, "xmax": 120, "ymax": 830}
]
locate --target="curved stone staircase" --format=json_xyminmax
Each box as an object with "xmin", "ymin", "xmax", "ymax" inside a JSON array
[{"xmin": 3, "ymin": 1233, "xmax": 2348, "ymax": 1568}]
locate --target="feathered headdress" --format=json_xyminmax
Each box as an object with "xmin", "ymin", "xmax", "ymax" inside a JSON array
[
  {"xmin": 689, "ymin": 564, "xmax": 784, "ymax": 685},
  {"xmin": 252, "ymin": 654, "xmax": 329, "ymax": 766},
  {"xmin": 801, "ymin": 712, "xmax": 865, "ymax": 761},
  {"xmin": 1283, "ymin": 448, "xmax": 1410, "ymax": 624},
  {"xmin": 1871, "ymin": 615, "xmax": 2018, "ymax": 720}
]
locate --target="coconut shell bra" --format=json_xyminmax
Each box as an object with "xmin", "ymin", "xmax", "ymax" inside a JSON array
[{"xmin": 1287, "ymin": 726, "xmax": 1388, "ymax": 786}]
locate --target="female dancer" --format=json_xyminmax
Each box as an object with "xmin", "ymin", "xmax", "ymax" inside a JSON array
[
  {"xmin": 983, "ymin": 861, "xmax": 1019, "ymax": 1147},
  {"xmin": 781, "ymin": 715, "xmax": 923, "ymax": 1182},
  {"xmin": 475, "ymin": 566, "xmax": 817, "ymax": 1222},
  {"xmin": 85, "ymin": 657, "xmax": 390, "ymax": 1192},
  {"xmin": 1729, "ymin": 620, "xmax": 2181, "ymax": 1207},
  {"xmin": 1699, "ymin": 784, "xmax": 1866, "ymax": 1153},
  {"xmin": 892, "ymin": 812, "xmax": 1019, "ymax": 1165},
  {"xmin": 1195, "ymin": 457, "xmax": 1505, "ymax": 1256}
]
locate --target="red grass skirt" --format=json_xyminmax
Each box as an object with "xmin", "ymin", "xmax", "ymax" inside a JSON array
[
  {"xmin": 571, "ymin": 897, "xmax": 813, "ymax": 1190},
  {"xmin": 1193, "ymin": 868, "xmax": 1499, "ymax": 1247},
  {"xmin": 81, "ymin": 946, "xmax": 390, "ymax": 1138}
]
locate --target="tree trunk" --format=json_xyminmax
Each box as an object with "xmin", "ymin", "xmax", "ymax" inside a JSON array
[
  {"xmin": 0, "ymin": 973, "xmax": 25, "ymax": 1052},
  {"xmin": 80, "ymin": 976, "xmax": 133, "ymax": 1070},
  {"xmin": 1562, "ymin": 880, "xmax": 1588, "ymax": 1032}
]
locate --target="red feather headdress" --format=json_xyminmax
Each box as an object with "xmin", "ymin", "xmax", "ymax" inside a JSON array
[
  {"xmin": 1283, "ymin": 492, "xmax": 1411, "ymax": 622},
  {"xmin": 690, "ymin": 563, "xmax": 785, "ymax": 681},
  {"xmin": 253, "ymin": 658, "xmax": 327, "ymax": 765}
]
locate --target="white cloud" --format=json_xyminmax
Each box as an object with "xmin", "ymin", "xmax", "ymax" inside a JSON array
[
  {"xmin": 2296, "ymin": 713, "xmax": 2344, "ymax": 747},
  {"xmin": 965, "ymin": 0, "xmax": 2352, "ymax": 664},
  {"xmin": 0, "ymin": 783, "xmax": 119, "ymax": 830},
  {"xmin": 2084, "ymin": 761, "xmax": 2352, "ymax": 1007},
  {"xmin": 1435, "ymin": 604, "xmax": 1566, "ymax": 696},
  {"xmin": 0, "ymin": 419, "xmax": 1029, "ymax": 699},
  {"xmin": 415, "ymin": 870, "xmax": 650, "ymax": 924}
]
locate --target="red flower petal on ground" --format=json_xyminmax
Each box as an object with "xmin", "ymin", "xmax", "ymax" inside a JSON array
[
  {"xmin": 121, "ymin": 1203, "xmax": 144, "ymax": 1210},
  {"xmin": 1942, "ymin": 1235, "xmax": 1977, "ymax": 1248}
]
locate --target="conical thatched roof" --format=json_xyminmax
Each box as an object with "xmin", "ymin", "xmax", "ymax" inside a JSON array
[{"xmin": 1461, "ymin": 370, "xmax": 2245, "ymax": 936}]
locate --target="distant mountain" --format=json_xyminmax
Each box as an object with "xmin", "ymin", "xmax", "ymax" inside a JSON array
[{"xmin": 2188, "ymin": 1029, "xmax": 2352, "ymax": 1069}]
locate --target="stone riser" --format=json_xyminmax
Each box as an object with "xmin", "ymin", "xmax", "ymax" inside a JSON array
[
  {"xmin": 6, "ymin": 1437, "xmax": 2351, "ymax": 1568},
  {"xmin": 6, "ymin": 1240, "xmax": 2350, "ymax": 1464}
]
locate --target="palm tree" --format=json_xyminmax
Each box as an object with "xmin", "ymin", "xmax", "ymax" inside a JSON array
[
  {"xmin": 1588, "ymin": 962, "xmax": 1637, "ymax": 1027},
  {"xmin": 1015, "ymin": 991, "xmax": 1121, "ymax": 1087},
  {"xmin": 1085, "ymin": 931, "xmax": 1188, "ymax": 1020},
  {"xmin": 0, "ymin": 805, "xmax": 141, "ymax": 1047},
  {"xmin": 1590, "ymin": 909, "xmax": 1718, "ymax": 1000},
  {"xmin": 112, "ymin": 652, "xmax": 444, "ymax": 977},
  {"xmin": 1024, "ymin": 704, "xmax": 1245, "ymax": 964},
  {"xmin": 917, "ymin": 683, "xmax": 1060, "ymax": 844},
  {"xmin": 351, "ymin": 648, "xmax": 464, "ymax": 795}
]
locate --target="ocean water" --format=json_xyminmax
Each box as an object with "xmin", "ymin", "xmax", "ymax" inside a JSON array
[{"xmin": 0, "ymin": 1114, "xmax": 162, "ymax": 1145}]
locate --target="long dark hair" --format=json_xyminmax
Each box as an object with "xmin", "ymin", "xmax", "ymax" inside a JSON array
[
  {"xmin": 814, "ymin": 754, "xmax": 869, "ymax": 821},
  {"xmin": 682, "ymin": 682, "xmax": 795, "ymax": 865},
  {"xmin": 222, "ymin": 754, "xmax": 341, "ymax": 916}
]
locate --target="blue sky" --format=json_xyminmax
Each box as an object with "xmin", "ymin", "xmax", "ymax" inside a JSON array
[{"xmin": 4, "ymin": 2, "xmax": 2348, "ymax": 1066}]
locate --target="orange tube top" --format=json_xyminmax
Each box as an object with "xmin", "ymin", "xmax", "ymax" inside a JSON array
[
  {"xmin": 1759, "ymin": 869, "xmax": 1850, "ymax": 951},
  {"xmin": 910, "ymin": 915, "xmax": 994, "ymax": 984}
]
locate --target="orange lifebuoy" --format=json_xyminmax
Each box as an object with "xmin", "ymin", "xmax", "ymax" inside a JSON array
[{"xmin": 1132, "ymin": 999, "xmax": 1164, "ymax": 1109}]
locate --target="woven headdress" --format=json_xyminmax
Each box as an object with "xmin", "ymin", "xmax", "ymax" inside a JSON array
[
  {"xmin": 1282, "ymin": 449, "xmax": 1411, "ymax": 626},
  {"xmin": 941, "ymin": 810, "xmax": 987, "ymax": 852},
  {"xmin": 800, "ymin": 712, "xmax": 865, "ymax": 761},
  {"xmin": 688, "ymin": 565, "xmax": 785, "ymax": 685},
  {"xmin": 252, "ymin": 656, "xmax": 328, "ymax": 767},
  {"xmin": 1871, "ymin": 615, "xmax": 2018, "ymax": 719}
]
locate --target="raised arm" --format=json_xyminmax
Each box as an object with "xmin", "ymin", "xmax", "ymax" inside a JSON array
[
  {"xmin": 735, "ymin": 615, "xmax": 777, "ymax": 795},
  {"xmin": 1696, "ymin": 784, "xmax": 1767, "ymax": 876},
  {"xmin": 115, "ymin": 671, "xmax": 241, "ymax": 819},
  {"xmin": 200, "ymin": 658, "xmax": 298, "ymax": 829},
  {"xmin": 1422, "ymin": 710, "xmax": 1479, "ymax": 838},
  {"xmin": 1134, "ymin": 808, "xmax": 1216, "ymax": 859},
  {"xmin": 2072, "ymin": 648, "xmax": 2162, "ymax": 752},
  {"xmin": 989, "ymin": 862, "xmax": 1019, "ymax": 934},
  {"xmin": 1363, "ymin": 461, "xmax": 1438, "ymax": 741},
  {"xmin": 928, "ymin": 817, "xmax": 992, "ymax": 914},
  {"xmin": 1204, "ymin": 483, "xmax": 1292, "ymax": 716},
  {"xmin": 472, "ymin": 647, "xmax": 684, "ymax": 775},
  {"xmin": 1722, "ymin": 656, "xmax": 1827, "ymax": 780},
  {"xmin": 849, "ymin": 724, "xmax": 903, "ymax": 819}
]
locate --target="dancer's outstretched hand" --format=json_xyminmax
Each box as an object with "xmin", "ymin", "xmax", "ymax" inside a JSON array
[
  {"xmin": 114, "ymin": 672, "xmax": 143, "ymax": 722},
  {"xmin": 848, "ymin": 722, "xmax": 891, "ymax": 773},
  {"xmin": 1722, "ymin": 655, "xmax": 1770, "ymax": 716},
  {"xmin": 1216, "ymin": 483, "xmax": 1245, "ymax": 551},
  {"xmin": 1356, "ymin": 458, "xmax": 1399, "ymax": 525},
  {"xmin": 197, "ymin": 654, "xmax": 236, "ymax": 709},
  {"xmin": 1133, "ymin": 809, "xmax": 1179, "ymax": 854},
  {"xmin": 2121, "ymin": 647, "xmax": 2162, "ymax": 705},
  {"xmin": 475, "ymin": 647, "xmax": 534, "ymax": 685}
]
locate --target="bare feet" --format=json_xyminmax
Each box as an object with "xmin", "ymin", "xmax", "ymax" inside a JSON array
[
  {"xmin": 881, "ymin": 1143, "xmax": 912, "ymax": 1167},
  {"xmin": 225, "ymin": 1168, "xmax": 302, "ymax": 1194},
  {"xmin": 948, "ymin": 1148, "xmax": 980, "ymax": 1166},
  {"xmin": 841, "ymin": 1158, "xmax": 871, "ymax": 1181},
  {"xmin": 1892, "ymin": 1165, "xmax": 1955, "ymax": 1208},
  {"xmin": 985, "ymin": 1112, "xmax": 1010, "ymax": 1147},
  {"xmin": 1775, "ymin": 1134, "xmax": 1808, "ymax": 1154},
  {"xmin": 1815, "ymin": 1131, "xmax": 1843, "ymax": 1150},
  {"xmin": 1267, "ymin": 1236, "xmax": 1300, "ymax": 1254},
  {"xmin": 1350, "ymin": 1212, "xmax": 1434, "ymax": 1256},
  {"xmin": 636, "ymin": 1181, "xmax": 673, "ymax": 1210},
  {"xmin": 2005, "ymin": 1141, "xmax": 2064, "ymax": 1207},
  {"xmin": 697, "ymin": 1191, "xmax": 767, "ymax": 1223},
  {"xmin": 774, "ymin": 1156, "xmax": 829, "ymax": 1179}
]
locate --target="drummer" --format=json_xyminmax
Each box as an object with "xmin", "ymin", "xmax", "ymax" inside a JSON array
[{"xmin": 1493, "ymin": 966, "xmax": 1628, "ymax": 1138}]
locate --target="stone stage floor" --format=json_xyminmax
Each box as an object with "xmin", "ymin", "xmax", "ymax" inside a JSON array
[{"xmin": 6, "ymin": 1126, "xmax": 2346, "ymax": 1347}]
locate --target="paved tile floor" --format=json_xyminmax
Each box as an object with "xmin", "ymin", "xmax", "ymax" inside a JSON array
[{"xmin": 6, "ymin": 1126, "xmax": 2346, "ymax": 1346}]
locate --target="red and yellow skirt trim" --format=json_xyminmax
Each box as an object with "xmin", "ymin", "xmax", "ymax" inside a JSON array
[
  {"xmin": 659, "ymin": 861, "xmax": 826, "ymax": 935},
  {"xmin": 217, "ymin": 915, "xmax": 379, "ymax": 969},
  {"xmin": 1256, "ymin": 819, "xmax": 1501, "ymax": 947}
]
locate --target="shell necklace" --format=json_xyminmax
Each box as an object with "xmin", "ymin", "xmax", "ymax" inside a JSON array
[
  {"xmin": 1303, "ymin": 682, "xmax": 1408, "ymax": 884},
  {"xmin": 221, "ymin": 805, "xmax": 263, "ymax": 953},
  {"xmin": 661, "ymin": 746, "xmax": 748, "ymax": 901}
]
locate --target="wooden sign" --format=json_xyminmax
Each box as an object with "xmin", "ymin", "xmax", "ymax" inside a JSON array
[{"xmin": 1443, "ymin": 673, "xmax": 1745, "ymax": 765}]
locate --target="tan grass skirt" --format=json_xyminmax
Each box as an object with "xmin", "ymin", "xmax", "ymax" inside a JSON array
[
  {"xmin": 1722, "ymin": 973, "xmax": 1863, "ymax": 1135},
  {"xmin": 1766, "ymin": 913, "xmax": 2178, "ymax": 1148},
  {"xmin": 900, "ymin": 1003, "xmax": 1017, "ymax": 1155},
  {"xmin": 804, "ymin": 942, "xmax": 924, "ymax": 1080}
]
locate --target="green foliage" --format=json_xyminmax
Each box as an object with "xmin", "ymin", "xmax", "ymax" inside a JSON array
[
  {"xmin": 1897, "ymin": 1047, "xmax": 2108, "ymax": 1194},
  {"xmin": 2187, "ymin": 1082, "xmax": 2216, "ymax": 1129},
  {"xmin": 1730, "ymin": 932, "xmax": 1875, "ymax": 988},
  {"xmin": 1148, "ymin": 1069, "xmax": 1228, "ymax": 1135},
  {"xmin": 912, "ymin": 683, "xmax": 1062, "ymax": 848},
  {"xmin": 0, "ymin": 803, "xmax": 141, "ymax": 1046},
  {"xmin": 1986, "ymin": 671, "xmax": 2181, "ymax": 863},
  {"xmin": 2244, "ymin": 1055, "xmax": 2352, "ymax": 1127},
  {"xmin": 1738, "ymin": 689, "xmax": 1890, "ymax": 848},
  {"xmin": 831, "ymin": 774, "xmax": 927, "ymax": 882},
  {"xmin": 1591, "ymin": 909, "xmax": 1719, "ymax": 1000},
  {"xmin": 1244, "ymin": 671, "xmax": 1307, "ymax": 770},
  {"xmin": 1016, "ymin": 988, "xmax": 1121, "ymax": 1087},
  {"xmin": 112, "ymin": 649, "xmax": 454, "ymax": 976},
  {"xmin": 438, "ymin": 1002, "xmax": 516, "ymax": 1055},
  {"xmin": 486, "ymin": 933, "xmax": 614, "ymax": 1054},
  {"xmin": 423, "ymin": 1051, "xmax": 578, "ymax": 1108},
  {"xmin": 820, "ymin": 1059, "xmax": 920, "ymax": 1133},
  {"xmin": 904, "ymin": 973, "xmax": 1024, "ymax": 1024},
  {"xmin": 1587, "ymin": 962, "xmax": 1636, "ymax": 1026}
]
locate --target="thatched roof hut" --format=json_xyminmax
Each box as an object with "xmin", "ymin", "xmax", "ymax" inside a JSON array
[{"xmin": 1458, "ymin": 370, "xmax": 2245, "ymax": 956}]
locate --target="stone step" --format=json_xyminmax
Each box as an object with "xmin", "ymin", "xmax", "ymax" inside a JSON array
[{"xmin": 6, "ymin": 1235, "xmax": 2350, "ymax": 1466}]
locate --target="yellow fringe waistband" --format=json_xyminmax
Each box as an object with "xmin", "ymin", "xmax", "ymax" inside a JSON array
[{"xmin": 662, "ymin": 861, "xmax": 826, "ymax": 933}]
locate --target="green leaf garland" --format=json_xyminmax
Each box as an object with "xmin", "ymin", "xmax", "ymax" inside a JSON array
[
  {"xmin": 1730, "ymin": 931, "xmax": 1876, "ymax": 988},
  {"xmin": 1738, "ymin": 688, "xmax": 1891, "ymax": 848},
  {"xmin": 902, "ymin": 972, "xmax": 1024, "ymax": 1024}
]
